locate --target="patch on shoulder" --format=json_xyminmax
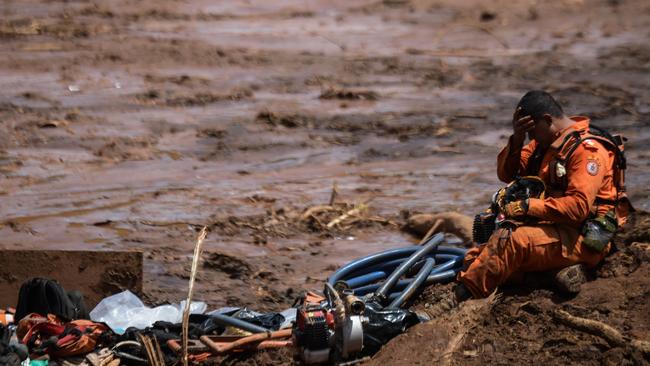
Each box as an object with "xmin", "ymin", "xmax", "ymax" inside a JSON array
[{"xmin": 586, "ymin": 159, "xmax": 599, "ymax": 176}]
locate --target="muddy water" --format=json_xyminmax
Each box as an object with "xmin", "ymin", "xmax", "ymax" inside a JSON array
[{"xmin": 1, "ymin": 0, "xmax": 649, "ymax": 308}]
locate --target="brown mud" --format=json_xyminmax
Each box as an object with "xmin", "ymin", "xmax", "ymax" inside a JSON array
[
  {"xmin": 1, "ymin": 0, "xmax": 649, "ymax": 364},
  {"xmin": 0, "ymin": 250, "xmax": 142, "ymax": 308}
]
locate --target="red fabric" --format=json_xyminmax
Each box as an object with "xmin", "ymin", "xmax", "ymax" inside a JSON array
[
  {"xmin": 17, "ymin": 313, "xmax": 64, "ymax": 340},
  {"xmin": 19, "ymin": 314, "xmax": 108, "ymax": 358}
]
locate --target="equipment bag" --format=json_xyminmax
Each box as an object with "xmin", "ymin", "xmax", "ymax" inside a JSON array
[
  {"xmin": 14, "ymin": 278, "xmax": 89, "ymax": 323},
  {"xmin": 19, "ymin": 314, "xmax": 109, "ymax": 358}
]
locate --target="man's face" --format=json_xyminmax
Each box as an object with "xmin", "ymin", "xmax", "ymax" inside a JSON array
[
  {"xmin": 527, "ymin": 119, "xmax": 538, "ymax": 141},
  {"xmin": 530, "ymin": 115, "xmax": 553, "ymax": 147}
]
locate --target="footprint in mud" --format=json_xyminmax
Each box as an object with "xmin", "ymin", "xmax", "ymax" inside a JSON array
[
  {"xmin": 203, "ymin": 251, "xmax": 254, "ymax": 280},
  {"xmin": 319, "ymin": 87, "xmax": 379, "ymax": 100}
]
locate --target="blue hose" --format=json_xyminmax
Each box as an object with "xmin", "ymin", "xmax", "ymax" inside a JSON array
[
  {"xmin": 346, "ymin": 254, "xmax": 458, "ymax": 279},
  {"xmin": 329, "ymin": 247, "xmax": 464, "ymax": 288},
  {"xmin": 346, "ymin": 258, "xmax": 405, "ymax": 279},
  {"xmin": 327, "ymin": 239, "xmax": 468, "ymax": 308},
  {"xmin": 343, "ymin": 271, "xmax": 387, "ymax": 288},
  {"xmin": 328, "ymin": 248, "xmax": 422, "ymax": 285},
  {"xmin": 328, "ymin": 246, "xmax": 466, "ymax": 285}
]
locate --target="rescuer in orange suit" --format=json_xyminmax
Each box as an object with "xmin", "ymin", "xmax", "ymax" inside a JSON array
[{"xmin": 440, "ymin": 90, "xmax": 630, "ymax": 306}]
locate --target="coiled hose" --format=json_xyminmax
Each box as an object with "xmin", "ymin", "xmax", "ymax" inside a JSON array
[
  {"xmin": 328, "ymin": 234, "xmax": 467, "ymax": 309},
  {"xmin": 374, "ymin": 233, "xmax": 443, "ymax": 303}
]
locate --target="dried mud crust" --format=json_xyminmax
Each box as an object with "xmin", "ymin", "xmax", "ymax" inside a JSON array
[
  {"xmin": 205, "ymin": 348, "xmax": 296, "ymax": 366},
  {"xmin": 0, "ymin": 250, "xmax": 143, "ymax": 309},
  {"xmin": 144, "ymin": 201, "xmax": 402, "ymax": 311}
]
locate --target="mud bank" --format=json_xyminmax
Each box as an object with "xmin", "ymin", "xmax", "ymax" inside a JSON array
[{"xmin": 369, "ymin": 212, "xmax": 650, "ymax": 365}]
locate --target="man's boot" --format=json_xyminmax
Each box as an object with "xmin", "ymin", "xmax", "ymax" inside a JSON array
[{"xmin": 554, "ymin": 264, "xmax": 587, "ymax": 294}]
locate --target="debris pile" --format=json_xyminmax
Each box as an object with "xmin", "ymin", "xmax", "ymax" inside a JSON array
[
  {"xmin": 0, "ymin": 231, "xmax": 467, "ymax": 366},
  {"xmin": 204, "ymin": 193, "xmax": 399, "ymax": 240}
]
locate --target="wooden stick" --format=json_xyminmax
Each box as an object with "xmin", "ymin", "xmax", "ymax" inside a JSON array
[
  {"xmin": 152, "ymin": 336, "xmax": 165, "ymax": 366},
  {"xmin": 554, "ymin": 309, "xmax": 650, "ymax": 355},
  {"xmin": 182, "ymin": 227, "xmax": 208, "ymax": 366},
  {"xmin": 419, "ymin": 219, "xmax": 442, "ymax": 245},
  {"xmin": 365, "ymin": 216, "xmax": 398, "ymax": 226},
  {"xmin": 327, "ymin": 204, "xmax": 367, "ymax": 228},
  {"xmin": 329, "ymin": 181, "xmax": 339, "ymax": 205},
  {"xmin": 553, "ymin": 309, "xmax": 625, "ymax": 347},
  {"xmin": 300, "ymin": 205, "xmax": 336, "ymax": 221},
  {"xmin": 138, "ymin": 334, "xmax": 165, "ymax": 366}
]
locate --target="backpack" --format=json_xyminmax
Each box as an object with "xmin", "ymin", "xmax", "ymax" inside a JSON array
[
  {"xmin": 547, "ymin": 124, "xmax": 633, "ymax": 227},
  {"xmin": 14, "ymin": 278, "xmax": 89, "ymax": 323}
]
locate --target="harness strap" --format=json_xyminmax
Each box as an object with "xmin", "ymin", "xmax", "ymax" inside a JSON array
[
  {"xmin": 550, "ymin": 129, "xmax": 582, "ymax": 154},
  {"xmin": 525, "ymin": 145, "xmax": 544, "ymax": 176},
  {"xmin": 549, "ymin": 124, "xmax": 633, "ymax": 224},
  {"xmin": 594, "ymin": 197, "xmax": 617, "ymax": 206}
]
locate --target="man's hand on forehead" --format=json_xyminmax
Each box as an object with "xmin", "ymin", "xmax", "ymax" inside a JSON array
[{"xmin": 512, "ymin": 107, "xmax": 535, "ymax": 146}]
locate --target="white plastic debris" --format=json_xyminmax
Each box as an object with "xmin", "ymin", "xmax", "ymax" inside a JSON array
[
  {"xmin": 67, "ymin": 85, "xmax": 80, "ymax": 92},
  {"xmin": 89, "ymin": 290, "xmax": 206, "ymax": 334},
  {"xmin": 279, "ymin": 308, "xmax": 297, "ymax": 329},
  {"xmin": 206, "ymin": 307, "xmax": 241, "ymax": 316}
]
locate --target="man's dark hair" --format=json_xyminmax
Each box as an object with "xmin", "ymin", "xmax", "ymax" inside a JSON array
[{"xmin": 517, "ymin": 90, "xmax": 564, "ymax": 120}]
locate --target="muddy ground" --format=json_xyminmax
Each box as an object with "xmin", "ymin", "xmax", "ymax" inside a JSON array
[
  {"xmin": 370, "ymin": 215, "xmax": 650, "ymax": 365},
  {"xmin": 1, "ymin": 0, "xmax": 649, "ymax": 364}
]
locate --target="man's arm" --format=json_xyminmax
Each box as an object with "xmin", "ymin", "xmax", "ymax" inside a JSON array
[
  {"xmin": 527, "ymin": 143, "xmax": 610, "ymax": 226},
  {"xmin": 497, "ymin": 108, "xmax": 537, "ymax": 183},
  {"xmin": 497, "ymin": 137, "xmax": 536, "ymax": 183}
]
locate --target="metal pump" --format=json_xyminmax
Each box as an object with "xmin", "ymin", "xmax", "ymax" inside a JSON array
[{"xmin": 293, "ymin": 284, "xmax": 365, "ymax": 364}]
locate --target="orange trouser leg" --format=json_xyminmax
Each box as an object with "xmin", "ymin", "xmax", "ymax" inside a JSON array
[{"xmin": 458, "ymin": 224, "xmax": 603, "ymax": 298}]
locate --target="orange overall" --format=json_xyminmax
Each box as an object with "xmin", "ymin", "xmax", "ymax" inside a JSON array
[{"xmin": 459, "ymin": 117, "xmax": 627, "ymax": 298}]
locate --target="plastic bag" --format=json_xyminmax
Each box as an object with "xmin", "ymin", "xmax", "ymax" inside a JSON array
[
  {"xmin": 360, "ymin": 301, "xmax": 420, "ymax": 354},
  {"xmin": 232, "ymin": 309, "xmax": 285, "ymax": 331},
  {"xmin": 279, "ymin": 308, "xmax": 297, "ymax": 329},
  {"xmin": 208, "ymin": 307, "xmax": 293, "ymax": 331},
  {"xmin": 206, "ymin": 307, "xmax": 240, "ymax": 316},
  {"xmin": 89, "ymin": 291, "xmax": 206, "ymax": 334}
]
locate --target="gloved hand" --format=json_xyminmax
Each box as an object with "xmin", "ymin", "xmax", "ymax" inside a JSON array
[{"xmin": 503, "ymin": 199, "xmax": 529, "ymax": 219}]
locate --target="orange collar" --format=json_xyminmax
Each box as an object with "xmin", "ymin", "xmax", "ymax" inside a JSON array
[{"xmin": 553, "ymin": 116, "xmax": 590, "ymax": 140}]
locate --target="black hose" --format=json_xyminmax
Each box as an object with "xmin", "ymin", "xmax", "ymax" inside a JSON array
[
  {"xmin": 373, "ymin": 233, "xmax": 443, "ymax": 304},
  {"xmin": 387, "ymin": 257, "xmax": 434, "ymax": 309},
  {"xmin": 208, "ymin": 313, "xmax": 269, "ymax": 334}
]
